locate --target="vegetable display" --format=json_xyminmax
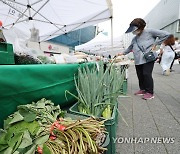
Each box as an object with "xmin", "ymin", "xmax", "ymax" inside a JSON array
[
  {"xmin": 46, "ymin": 117, "xmax": 107, "ymax": 154},
  {"xmin": 67, "ymin": 61, "xmax": 126, "ymax": 119},
  {"xmin": 0, "ymin": 98, "xmax": 106, "ymax": 154}
]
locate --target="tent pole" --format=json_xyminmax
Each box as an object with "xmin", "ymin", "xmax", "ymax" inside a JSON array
[
  {"xmin": 38, "ymin": 42, "xmax": 41, "ymax": 50},
  {"xmin": 111, "ymin": 17, "xmax": 113, "ymax": 55}
]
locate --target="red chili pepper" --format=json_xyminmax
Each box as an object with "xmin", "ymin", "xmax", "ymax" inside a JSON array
[
  {"xmin": 51, "ymin": 131, "xmax": 56, "ymax": 136},
  {"xmin": 50, "ymin": 121, "xmax": 66, "ymax": 135},
  {"xmin": 52, "ymin": 121, "xmax": 66, "ymax": 131},
  {"xmin": 37, "ymin": 146, "xmax": 43, "ymax": 154},
  {"xmin": 50, "ymin": 125, "xmax": 55, "ymax": 135},
  {"xmin": 49, "ymin": 135, "xmax": 56, "ymax": 140},
  {"xmin": 57, "ymin": 124, "xmax": 66, "ymax": 131},
  {"xmin": 53, "ymin": 121, "xmax": 60, "ymax": 127}
]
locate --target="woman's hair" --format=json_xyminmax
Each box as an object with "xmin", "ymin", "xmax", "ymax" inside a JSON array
[
  {"xmin": 130, "ymin": 18, "xmax": 146, "ymax": 30},
  {"xmin": 175, "ymin": 37, "xmax": 179, "ymax": 41},
  {"xmin": 164, "ymin": 35, "xmax": 175, "ymax": 46}
]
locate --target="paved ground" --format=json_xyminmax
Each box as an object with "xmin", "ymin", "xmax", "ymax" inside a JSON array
[{"xmin": 116, "ymin": 63, "xmax": 180, "ymax": 154}]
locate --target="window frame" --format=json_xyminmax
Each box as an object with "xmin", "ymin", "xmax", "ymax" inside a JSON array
[{"xmin": 177, "ymin": 20, "xmax": 180, "ymax": 33}]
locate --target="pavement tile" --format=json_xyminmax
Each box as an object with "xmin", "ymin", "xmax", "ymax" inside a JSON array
[{"xmin": 116, "ymin": 64, "xmax": 180, "ymax": 154}]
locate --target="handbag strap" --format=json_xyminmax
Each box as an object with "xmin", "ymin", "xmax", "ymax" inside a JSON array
[
  {"xmin": 135, "ymin": 37, "xmax": 145, "ymax": 54},
  {"xmin": 135, "ymin": 37, "xmax": 155, "ymax": 54},
  {"xmin": 168, "ymin": 45, "xmax": 174, "ymax": 51},
  {"xmin": 169, "ymin": 45, "xmax": 178, "ymax": 59}
]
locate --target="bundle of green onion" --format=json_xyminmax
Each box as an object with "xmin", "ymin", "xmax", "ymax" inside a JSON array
[{"xmin": 67, "ymin": 61, "xmax": 126, "ymax": 119}]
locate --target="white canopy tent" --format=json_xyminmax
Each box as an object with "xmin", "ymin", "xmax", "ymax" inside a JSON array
[
  {"xmin": 75, "ymin": 33, "xmax": 125, "ymax": 57},
  {"xmin": 75, "ymin": 33, "xmax": 109, "ymax": 50},
  {"xmin": 0, "ymin": 0, "xmax": 112, "ymax": 41}
]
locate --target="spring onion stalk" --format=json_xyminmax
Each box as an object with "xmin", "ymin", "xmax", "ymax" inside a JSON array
[{"xmin": 68, "ymin": 60, "xmax": 126, "ymax": 119}]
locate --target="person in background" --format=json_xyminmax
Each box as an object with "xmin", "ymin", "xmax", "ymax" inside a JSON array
[
  {"xmin": 174, "ymin": 37, "xmax": 180, "ymax": 44},
  {"xmin": 118, "ymin": 18, "xmax": 171, "ymax": 100},
  {"xmin": 0, "ymin": 20, "xmax": 6, "ymax": 42},
  {"xmin": 169, "ymin": 37, "xmax": 180, "ymax": 71},
  {"xmin": 159, "ymin": 35, "xmax": 175, "ymax": 75}
]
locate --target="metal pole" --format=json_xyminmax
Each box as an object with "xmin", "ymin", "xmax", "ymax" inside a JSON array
[
  {"xmin": 111, "ymin": 17, "xmax": 113, "ymax": 53},
  {"xmin": 79, "ymin": 29, "xmax": 81, "ymax": 45}
]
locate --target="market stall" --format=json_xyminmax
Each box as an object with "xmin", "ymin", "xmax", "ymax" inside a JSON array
[
  {"xmin": 0, "ymin": 61, "xmax": 126, "ymax": 153},
  {"xmin": 0, "ymin": 0, "xmax": 112, "ymax": 42},
  {"xmin": 0, "ymin": 63, "xmax": 94, "ymax": 127}
]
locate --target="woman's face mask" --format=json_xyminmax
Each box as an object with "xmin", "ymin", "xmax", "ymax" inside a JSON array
[{"xmin": 132, "ymin": 30, "xmax": 141, "ymax": 35}]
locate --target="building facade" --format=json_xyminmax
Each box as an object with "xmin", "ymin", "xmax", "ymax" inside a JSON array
[{"xmin": 145, "ymin": 0, "xmax": 180, "ymax": 38}]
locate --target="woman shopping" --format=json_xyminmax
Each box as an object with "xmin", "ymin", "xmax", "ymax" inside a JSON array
[
  {"xmin": 118, "ymin": 18, "xmax": 171, "ymax": 100},
  {"xmin": 160, "ymin": 35, "xmax": 177, "ymax": 75}
]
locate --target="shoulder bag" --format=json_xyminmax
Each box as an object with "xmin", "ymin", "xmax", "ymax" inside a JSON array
[{"xmin": 135, "ymin": 38, "xmax": 157, "ymax": 63}]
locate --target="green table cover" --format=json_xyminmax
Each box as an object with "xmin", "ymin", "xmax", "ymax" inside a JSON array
[{"xmin": 0, "ymin": 63, "xmax": 92, "ymax": 127}]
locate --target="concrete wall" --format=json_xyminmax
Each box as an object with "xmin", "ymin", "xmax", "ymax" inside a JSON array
[
  {"xmin": 145, "ymin": 0, "xmax": 180, "ymax": 37},
  {"xmin": 123, "ymin": 0, "xmax": 180, "ymax": 49},
  {"xmin": 162, "ymin": 20, "xmax": 180, "ymax": 38},
  {"xmin": 145, "ymin": 0, "xmax": 180, "ymax": 29}
]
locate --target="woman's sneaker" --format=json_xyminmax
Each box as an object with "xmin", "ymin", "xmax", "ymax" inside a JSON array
[
  {"xmin": 134, "ymin": 90, "xmax": 146, "ymax": 96},
  {"xmin": 143, "ymin": 93, "xmax": 154, "ymax": 100},
  {"xmin": 163, "ymin": 69, "xmax": 170, "ymax": 76}
]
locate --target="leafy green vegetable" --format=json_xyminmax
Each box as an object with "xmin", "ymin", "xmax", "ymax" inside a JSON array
[
  {"xmin": 24, "ymin": 144, "xmax": 36, "ymax": 154},
  {"xmin": 34, "ymin": 135, "xmax": 49, "ymax": 145},
  {"xmin": 18, "ymin": 130, "xmax": 32, "ymax": 149},
  {"xmin": 0, "ymin": 98, "xmax": 65, "ymax": 154},
  {"xmin": 15, "ymin": 144, "xmax": 36, "ymax": 154},
  {"xmin": 9, "ymin": 112, "xmax": 24, "ymax": 125},
  {"xmin": 19, "ymin": 109, "xmax": 36, "ymax": 122},
  {"xmin": 0, "ymin": 132, "xmax": 8, "ymax": 151},
  {"xmin": 7, "ymin": 121, "xmax": 40, "ymax": 137},
  {"xmin": 2, "ymin": 146, "xmax": 13, "ymax": 154},
  {"xmin": 8, "ymin": 132, "xmax": 23, "ymax": 152}
]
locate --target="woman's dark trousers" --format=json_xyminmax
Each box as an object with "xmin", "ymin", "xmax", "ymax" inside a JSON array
[{"xmin": 135, "ymin": 61, "xmax": 155, "ymax": 94}]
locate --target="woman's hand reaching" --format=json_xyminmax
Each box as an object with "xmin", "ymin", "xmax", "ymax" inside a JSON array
[
  {"xmin": 151, "ymin": 45, "xmax": 157, "ymax": 51},
  {"xmin": 117, "ymin": 52, "xmax": 124, "ymax": 56}
]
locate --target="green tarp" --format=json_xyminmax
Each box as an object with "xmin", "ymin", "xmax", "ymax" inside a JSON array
[{"xmin": 0, "ymin": 63, "xmax": 92, "ymax": 127}]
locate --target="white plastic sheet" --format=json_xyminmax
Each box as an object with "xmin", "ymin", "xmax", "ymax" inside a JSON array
[{"xmin": 75, "ymin": 33, "xmax": 125, "ymax": 57}]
